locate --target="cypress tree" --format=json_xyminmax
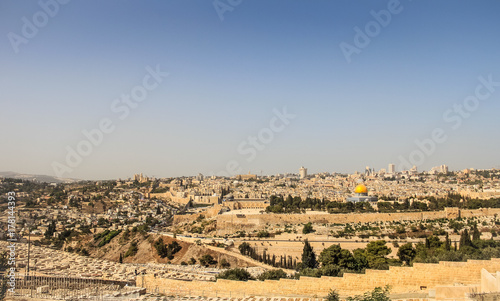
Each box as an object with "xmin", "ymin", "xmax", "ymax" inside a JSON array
[
  {"xmin": 445, "ymin": 233, "xmax": 451, "ymax": 251},
  {"xmin": 301, "ymin": 239, "xmax": 317, "ymax": 269},
  {"xmin": 459, "ymin": 229, "xmax": 473, "ymax": 248},
  {"xmin": 472, "ymin": 224, "xmax": 481, "ymax": 241}
]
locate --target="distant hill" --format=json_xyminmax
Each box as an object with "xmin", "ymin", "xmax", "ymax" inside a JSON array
[{"xmin": 0, "ymin": 171, "xmax": 80, "ymax": 184}]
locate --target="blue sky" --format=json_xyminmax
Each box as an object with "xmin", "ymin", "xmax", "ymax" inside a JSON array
[{"xmin": 1, "ymin": 0, "xmax": 499, "ymax": 180}]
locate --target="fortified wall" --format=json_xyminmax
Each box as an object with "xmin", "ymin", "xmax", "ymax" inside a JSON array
[
  {"xmin": 215, "ymin": 208, "xmax": 500, "ymax": 235},
  {"xmin": 173, "ymin": 205, "xmax": 223, "ymax": 224},
  {"xmin": 137, "ymin": 258, "xmax": 500, "ymax": 298}
]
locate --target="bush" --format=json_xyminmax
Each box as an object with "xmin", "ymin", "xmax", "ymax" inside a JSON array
[
  {"xmin": 96, "ymin": 230, "xmax": 122, "ymax": 247},
  {"xmin": 299, "ymin": 267, "xmax": 323, "ymax": 278},
  {"xmin": 216, "ymin": 268, "xmax": 254, "ymax": 281},
  {"xmin": 238, "ymin": 242, "xmax": 252, "ymax": 255},
  {"xmin": 303, "ymin": 222, "xmax": 315, "ymax": 234},
  {"xmin": 219, "ymin": 258, "xmax": 230, "ymax": 268},
  {"xmin": 346, "ymin": 286, "xmax": 391, "ymax": 301},
  {"xmin": 199, "ymin": 254, "xmax": 216, "ymax": 266},
  {"xmin": 257, "ymin": 231, "xmax": 270, "ymax": 238},
  {"xmin": 326, "ymin": 290, "xmax": 340, "ymax": 301},
  {"xmin": 257, "ymin": 269, "xmax": 288, "ymax": 281},
  {"xmin": 154, "ymin": 239, "xmax": 182, "ymax": 259},
  {"xmin": 124, "ymin": 241, "xmax": 138, "ymax": 258}
]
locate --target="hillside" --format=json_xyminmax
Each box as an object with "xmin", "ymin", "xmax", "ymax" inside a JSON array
[{"xmin": 66, "ymin": 229, "xmax": 254, "ymax": 268}]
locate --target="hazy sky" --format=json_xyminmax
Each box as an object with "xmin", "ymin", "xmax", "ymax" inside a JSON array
[{"xmin": 1, "ymin": 0, "xmax": 499, "ymax": 180}]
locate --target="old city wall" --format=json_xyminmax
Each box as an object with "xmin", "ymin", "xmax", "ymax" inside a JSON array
[
  {"xmin": 215, "ymin": 208, "xmax": 500, "ymax": 235},
  {"xmin": 137, "ymin": 258, "xmax": 500, "ymax": 298},
  {"xmin": 171, "ymin": 207, "xmax": 500, "ymax": 233},
  {"xmin": 173, "ymin": 205, "xmax": 223, "ymax": 224}
]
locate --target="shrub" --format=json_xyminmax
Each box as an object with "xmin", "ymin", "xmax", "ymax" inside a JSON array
[
  {"xmin": 326, "ymin": 290, "xmax": 340, "ymax": 301},
  {"xmin": 257, "ymin": 269, "xmax": 288, "ymax": 281},
  {"xmin": 124, "ymin": 241, "xmax": 138, "ymax": 258},
  {"xmin": 303, "ymin": 222, "xmax": 315, "ymax": 234},
  {"xmin": 219, "ymin": 258, "xmax": 230, "ymax": 268},
  {"xmin": 97, "ymin": 230, "xmax": 121, "ymax": 247},
  {"xmin": 199, "ymin": 254, "xmax": 216, "ymax": 266},
  {"xmin": 216, "ymin": 268, "xmax": 254, "ymax": 281},
  {"xmin": 257, "ymin": 231, "xmax": 270, "ymax": 238},
  {"xmin": 346, "ymin": 286, "xmax": 391, "ymax": 301},
  {"xmin": 154, "ymin": 239, "xmax": 182, "ymax": 259}
]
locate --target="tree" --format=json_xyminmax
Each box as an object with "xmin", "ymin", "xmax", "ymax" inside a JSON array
[
  {"xmin": 346, "ymin": 286, "xmax": 391, "ymax": 301},
  {"xmin": 303, "ymin": 222, "xmax": 315, "ymax": 234},
  {"xmin": 397, "ymin": 243, "xmax": 416, "ymax": 265},
  {"xmin": 219, "ymin": 258, "xmax": 230, "ymax": 268},
  {"xmin": 459, "ymin": 229, "xmax": 473, "ymax": 248},
  {"xmin": 257, "ymin": 269, "xmax": 288, "ymax": 281},
  {"xmin": 326, "ymin": 290, "xmax": 340, "ymax": 301},
  {"xmin": 125, "ymin": 241, "xmax": 138, "ymax": 258},
  {"xmin": 238, "ymin": 242, "xmax": 252, "ymax": 256},
  {"xmin": 352, "ymin": 248, "xmax": 369, "ymax": 272},
  {"xmin": 319, "ymin": 244, "xmax": 356, "ymax": 270},
  {"xmin": 425, "ymin": 236, "xmax": 442, "ymax": 249},
  {"xmin": 45, "ymin": 220, "xmax": 56, "ymax": 238},
  {"xmin": 154, "ymin": 238, "xmax": 168, "ymax": 258},
  {"xmin": 199, "ymin": 254, "xmax": 216, "ymax": 266},
  {"xmin": 257, "ymin": 231, "xmax": 270, "ymax": 238},
  {"xmin": 320, "ymin": 264, "xmax": 342, "ymax": 277},
  {"xmin": 154, "ymin": 239, "xmax": 182, "ymax": 259},
  {"xmin": 365, "ymin": 241, "xmax": 391, "ymax": 269},
  {"xmin": 366, "ymin": 241, "xmax": 391, "ymax": 257},
  {"xmin": 444, "ymin": 233, "xmax": 451, "ymax": 251},
  {"xmin": 301, "ymin": 239, "xmax": 317, "ymax": 269},
  {"xmin": 319, "ymin": 244, "xmax": 343, "ymax": 266},
  {"xmin": 472, "ymin": 224, "xmax": 481, "ymax": 241},
  {"xmin": 216, "ymin": 268, "xmax": 254, "ymax": 281},
  {"xmin": 119, "ymin": 253, "xmax": 123, "ymax": 263}
]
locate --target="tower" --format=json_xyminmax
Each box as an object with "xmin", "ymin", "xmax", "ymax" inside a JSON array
[
  {"xmin": 299, "ymin": 166, "xmax": 307, "ymax": 179},
  {"xmin": 388, "ymin": 163, "xmax": 395, "ymax": 174}
]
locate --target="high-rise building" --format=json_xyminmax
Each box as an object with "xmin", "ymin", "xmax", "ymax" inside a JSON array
[
  {"xmin": 299, "ymin": 166, "xmax": 307, "ymax": 179},
  {"xmin": 388, "ymin": 163, "xmax": 395, "ymax": 174}
]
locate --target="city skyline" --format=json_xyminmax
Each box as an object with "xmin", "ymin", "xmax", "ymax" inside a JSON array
[
  {"xmin": 1, "ymin": 1, "xmax": 500, "ymax": 180},
  {"xmin": 1, "ymin": 162, "xmax": 495, "ymax": 183}
]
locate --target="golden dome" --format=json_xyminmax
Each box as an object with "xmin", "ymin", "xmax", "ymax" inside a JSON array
[{"xmin": 354, "ymin": 184, "xmax": 368, "ymax": 194}]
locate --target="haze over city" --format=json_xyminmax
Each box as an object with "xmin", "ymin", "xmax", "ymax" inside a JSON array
[{"xmin": 1, "ymin": 1, "xmax": 500, "ymax": 180}]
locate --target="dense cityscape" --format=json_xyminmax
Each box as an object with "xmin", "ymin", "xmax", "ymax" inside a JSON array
[
  {"xmin": 2, "ymin": 1, "xmax": 500, "ymax": 300},
  {"xmin": 1, "ymin": 166, "xmax": 500, "ymax": 300}
]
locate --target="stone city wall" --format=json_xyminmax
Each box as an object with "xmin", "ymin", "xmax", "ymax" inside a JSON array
[
  {"xmin": 215, "ymin": 208, "xmax": 500, "ymax": 235},
  {"xmin": 137, "ymin": 258, "xmax": 500, "ymax": 298}
]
